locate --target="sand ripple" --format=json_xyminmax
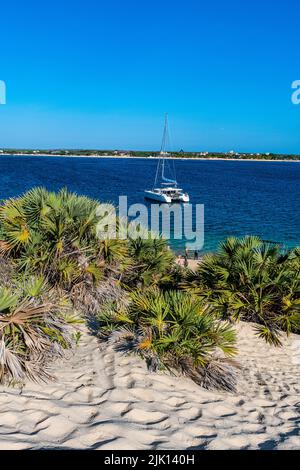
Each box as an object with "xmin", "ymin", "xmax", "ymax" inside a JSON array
[{"xmin": 0, "ymin": 322, "xmax": 299, "ymax": 449}]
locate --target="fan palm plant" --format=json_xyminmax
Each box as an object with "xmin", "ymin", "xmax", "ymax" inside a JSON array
[
  {"xmin": 0, "ymin": 188, "xmax": 128, "ymax": 288},
  {"xmin": 98, "ymin": 288, "xmax": 238, "ymax": 391},
  {"xmin": 126, "ymin": 233, "xmax": 175, "ymax": 287},
  {"xmin": 0, "ymin": 276, "xmax": 81, "ymax": 385},
  {"xmin": 0, "ymin": 188, "xmax": 179, "ymax": 292},
  {"xmin": 183, "ymin": 236, "xmax": 300, "ymax": 346}
]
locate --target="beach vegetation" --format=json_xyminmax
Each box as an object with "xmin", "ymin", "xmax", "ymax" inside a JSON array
[
  {"xmin": 97, "ymin": 288, "xmax": 238, "ymax": 391},
  {"xmin": 0, "ymin": 187, "xmax": 173, "ymax": 291},
  {"xmin": 0, "ymin": 188, "xmax": 299, "ymax": 389},
  {"xmin": 0, "ymin": 274, "xmax": 81, "ymax": 385},
  {"xmin": 183, "ymin": 236, "xmax": 300, "ymax": 346}
]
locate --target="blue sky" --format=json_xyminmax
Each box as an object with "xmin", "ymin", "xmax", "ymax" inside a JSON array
[{"xmin": 0, "ymin": 0, "xmax": 300, "ymax": 153}]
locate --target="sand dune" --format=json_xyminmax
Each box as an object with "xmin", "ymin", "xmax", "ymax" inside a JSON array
[{"xmin": 0, "ymin": 322, "xmax": 299, "ymax": 450}]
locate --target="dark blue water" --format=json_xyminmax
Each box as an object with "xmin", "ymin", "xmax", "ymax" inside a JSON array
[{"xmin": 0, "ymin": 155, "xmax": 299, "ymax": 252}]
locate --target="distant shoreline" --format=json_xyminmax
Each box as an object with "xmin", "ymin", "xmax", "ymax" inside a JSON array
[{"xmin": 1, "ymin": 153, "xmax": 300, "ymax": 163}]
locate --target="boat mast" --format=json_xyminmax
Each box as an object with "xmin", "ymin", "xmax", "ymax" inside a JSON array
[
  {"xmin": 154, "ymin": 113, "xmax": 177, "ymax": 189},
  {"xmin": 161, "ymin": 113, "xmax": 168, "ymax": 185},
  {"xmin": 160, "ymin": 113, "xmax": 168, "ymax": 154},
  {"xmin": 154, "ymin": 113, "xmax": 168, "ymax": 189}
]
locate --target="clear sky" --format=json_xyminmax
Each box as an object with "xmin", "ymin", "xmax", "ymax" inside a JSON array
[{"xmin": 1, "ymin": 0, "xmax": 300, "ymax": 153}]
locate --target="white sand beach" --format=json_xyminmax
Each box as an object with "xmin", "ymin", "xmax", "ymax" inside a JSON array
[
  {"xmin": 0, "ymin": 322, "xmax": 299, "ymax": 450},
  {"xmin": 4, "ymin": 153, "xmax": 300, "ymax": 162}
]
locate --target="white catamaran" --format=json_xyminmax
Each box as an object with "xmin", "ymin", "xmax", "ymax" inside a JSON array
[{"xmin": 144, "ymin": 115, "xmax": 189, "ymax": 203}]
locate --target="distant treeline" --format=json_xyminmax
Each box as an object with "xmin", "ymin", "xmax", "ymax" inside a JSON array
[{"xmin": 1, "ymin": 149, "xmax": 300, "ymax": 160}]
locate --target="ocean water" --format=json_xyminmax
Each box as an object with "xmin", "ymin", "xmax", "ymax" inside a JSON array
[{"xmin": 0, "ymin": 155, "xmax": 299, "ymax": 253}]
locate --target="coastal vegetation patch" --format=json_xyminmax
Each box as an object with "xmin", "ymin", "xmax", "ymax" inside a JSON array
[{"xmin": 0, "ymin": 188, "xmax": 299, "ymax": 389}]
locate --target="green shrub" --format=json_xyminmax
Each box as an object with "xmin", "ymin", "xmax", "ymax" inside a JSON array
[
  {"xmin": 183, "ymin": 236, "xmax": 300, "ymax": 346},
  {"xmin": 0, "ymin": 274, "xmax": 81, "ymax": 385},
  {"xmin": 98, "ymin": 288, "xmax": 238, "ymax": 391},
  {"xmin": 0, "ymin": 187, "xmax": 175, "ymax": 291}
]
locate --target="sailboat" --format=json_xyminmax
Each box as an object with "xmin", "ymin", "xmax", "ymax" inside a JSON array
[{"xmin": 144, "ymin": 115, "xmax": 189, "ymax": 203}]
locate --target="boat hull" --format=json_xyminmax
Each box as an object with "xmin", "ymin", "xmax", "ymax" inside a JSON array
[
  {"xmin": 144, "ymin": 190, "xmax": 189, "ymax": 203},
  {"xmin": 144, "ymin": 191, "xmax": 171, "ymax": 203}
]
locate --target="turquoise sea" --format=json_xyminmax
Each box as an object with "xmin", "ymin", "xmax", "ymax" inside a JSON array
[{"xmin": 0, "ymin": 155, "xmax": 299, "ymax": 253}]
